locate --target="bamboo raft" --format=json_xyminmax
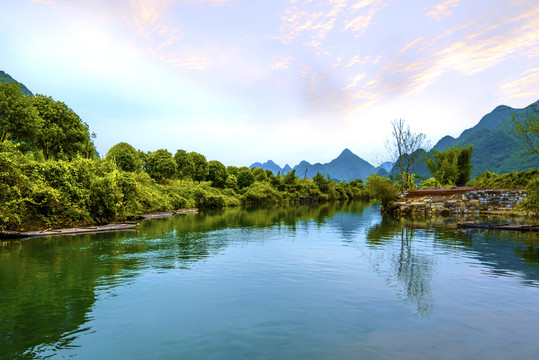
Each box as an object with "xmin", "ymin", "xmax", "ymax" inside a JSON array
[
  {"xmin": 1, "ymin": 208, "xmax": 200, "ymax": 240},
  {"xmin": 457, "ymin": 222, "xmax": 539, "ymax": 232},
  {"xmin": 0, "ymin": 223, "xmax": 140, "ymax": 239},
  {"xmin": 136, "ymin": 208, "xmax": 198, "ymax": 220}
]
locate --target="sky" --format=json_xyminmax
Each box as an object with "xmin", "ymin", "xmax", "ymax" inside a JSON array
[{"xmin": 1, "ymin": 0, "xmax": 538, "ymax": 167}]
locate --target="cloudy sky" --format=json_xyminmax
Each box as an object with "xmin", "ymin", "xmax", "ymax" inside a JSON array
[{"xmin": 2, "ymin": 0, "xmax": 538, "ymax": 167}]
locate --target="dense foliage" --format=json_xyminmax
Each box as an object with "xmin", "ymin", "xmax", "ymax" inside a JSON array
[
  {"xmin": 505, "ymin": 103, "xmax": 538, "ymax": 157},
  {"xmin": 0, "ymin": 81, "xmax": 96, "ymax": 160},
  {"xmin": 364, "ymin": 174, "xmax": 399, "ymax": 208},
  {"xmin": 469, "ymin": 169, "xmax": 538, "ymax": 189},
  {"xmin": 425, "ymin": 145, "xmax": 473, "ymax": 187},
  {"xmin": 2, "ymin": 76, "xmax": 539, "ymax": 231},
  {"xmin": 0, "ymin": 138, "xmax": 372, "ymax": 231}
]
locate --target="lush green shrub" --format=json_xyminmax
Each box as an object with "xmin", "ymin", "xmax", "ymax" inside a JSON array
[
  {"xmin": 365, "ymin": 174, "xmax": 399, "ymax": 207},
  {"xmin": 470, "ymin": 169, "xmax": 539, "ymax": 188},
  {"xmin": 522, "ymin": 176, "xmax": 539, "ymax": 215},
  {"xmin": 145, "ymin": 149, "xmax": 178, "ymax": 181},
  {"xmin": 419, "ymin": 177, "xmax": 439, "ymax": 189},
  {"xmin": 105, "ymin": 142, "xmax": 141, "ymax": 172},
  {"xmin": 242, "ymin": 182, "xmax": 283, "ymax": 205},
  {"xmin": 237, "ymin": 167, "xmax": 255, "ymax": 189},
  {"xmin": 193, "ymin": 187, "xmax": 226, "ymax": 209}
]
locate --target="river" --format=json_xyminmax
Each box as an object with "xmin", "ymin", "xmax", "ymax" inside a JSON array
[{"xmin": 1, "ymin": 202, "xmax": 538, "ymax": 359}]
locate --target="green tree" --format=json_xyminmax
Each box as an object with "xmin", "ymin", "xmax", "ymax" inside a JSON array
[
  {"xmin": 505, "ymin": 103, "xmax": 538, "ymax": 157},
  {"xmin": 365, "ymin": 174, "xmax": 399, "ymax": 207},
  {"xmin": 0, "ymin": 81, "xmax": 41, "ymax": 146},
  {"xmin": 207, "ymin": 160, "xmax": 228, "ymax": 188},
  {"xmin": 386, "ymin": 118, "xmax": 429, "ymax": 190},
  {"xmin": 313, "ymin": 172, "xmax": 332, "ymax": 193},
  {"xmin": 145, "ymin": 149, "xmax": 178, "ymax": 181},
  {"xmin": 174, "ymin": 149, "xmax": 193, "ymax": 181},
  {"xmin": 425, "ymin": 145, "xmax": 473, "ymax": 186},
  {"xmin": 456, "ymin": 144, "xmax": 473, "ymax": 186},
  {"xmin": 522, "ymin": 175, "xmax": 539, "ymax": 215},
  {"xmin": 226, "ymin": 166, "xmax": 239, "ymax": 177},
  {"xmin": 190, "ymin": 152, "xmax": 209, "ymax": 183},
  {"xmin": 237, "ymin": 167, "xmax": 255, "ymax": 189},
  {"xmin": 33, "ymin": 94, "xmax": 95, "ymax": 160},
  {"xmin": 283, "ymin": 170, "xmax": 298, "ymax": 192},
  {"xmin": 105, "ymin": 142, "xmax": 141, "ymax": 172},
  {"xmin": 251, "ymin": 167, "xmax": 268, "ymax": 182}
]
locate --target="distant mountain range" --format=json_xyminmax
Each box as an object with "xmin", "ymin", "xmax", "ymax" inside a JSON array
[
  {"xmin": 252, "ymin": 99, "xmax": 539, "ymax": 182},
  {"xmin": 0, "ymin": 71, "xmax": 33, "ymax": 96},
  {"xmin": 250, "ymin": 148, "xmax": 381, "ymax": 181}
]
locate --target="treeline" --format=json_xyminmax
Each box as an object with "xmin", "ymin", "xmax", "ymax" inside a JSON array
[
  {"xmin": 2, "ymin": 79, "xmax": 538, "ymax": 231},
  {"xmin": 0, "ymin": 81, "xmax": 376, "ymax": 231},
  {"xmin": 0, "ymin": 139, "xmax": 374, "ymax": 231}
]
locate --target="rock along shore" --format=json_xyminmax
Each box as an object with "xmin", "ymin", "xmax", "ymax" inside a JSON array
[{"xmin": 387, "ymin": 188, "xmax": 528, "ymax": 218}]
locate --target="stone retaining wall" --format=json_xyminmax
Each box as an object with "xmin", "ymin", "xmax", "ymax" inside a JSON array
[{"xmin": 391, "ymin": 189, "xmax": 527, "ymax": 217}]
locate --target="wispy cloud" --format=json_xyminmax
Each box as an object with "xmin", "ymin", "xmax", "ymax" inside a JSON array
[
  {"xmin": 396, "ymin": 37, "xmax": 424, "ymax": 56},
  {"xmin": 381, "ymin": 4, "xmax": 539, "ymax": 96},
  {"xmin": 270, "ymin": 55, "xmax": 294, "ymax": 70},
  {"xmin": 344, "ymin": 8, "xmax": 377, "ymax": 34},
  {"xmin": 498, "ymin": 67, "xmax": 539, "ymax": 100},
  {"xmin": 31, "ymin": 0, "xmax": 57, "ymax": 4},
  {"xmin": 129, "ymin": 0, "xmax": 213, "ymax": 70},
  {"xmin": 424, "ymin": 0, "xmax": 460, "ymax": 21},
  {"xmin": 182, "ymin": 0, "xmax": 236, "ymax": 6}
]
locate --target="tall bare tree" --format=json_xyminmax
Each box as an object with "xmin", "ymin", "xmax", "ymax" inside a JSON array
[{"xmin": 386, "ymin": 119, "xmax": 429, "ymax": 190}]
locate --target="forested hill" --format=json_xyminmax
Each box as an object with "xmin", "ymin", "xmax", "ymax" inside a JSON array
[
  {"xmin": 388, "ymin": 99, "xmax": 539, "ymax": 180},
  {"xmin": 431, "ymin": 99, "xmax": 539, "ymax": 178},
  {"xmin": 0, "ymin": 71, "xmax": 33, "ymax": 96},
  {"xmin": 250, "ymin": 148, "xmax": 379, "ymax": 181}
]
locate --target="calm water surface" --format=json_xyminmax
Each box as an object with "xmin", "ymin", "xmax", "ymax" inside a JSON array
[{"xmin": 1, "ymin": 202, "xmax": 539, "ymax": 359}]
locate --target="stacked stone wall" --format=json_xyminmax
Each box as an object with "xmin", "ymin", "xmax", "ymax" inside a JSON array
[{"xmin": 392, "ymin": 189, "xmax": 527, "ymax": 217}]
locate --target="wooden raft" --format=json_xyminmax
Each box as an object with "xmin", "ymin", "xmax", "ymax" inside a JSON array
[
  {"xmin": 136, "ymin": 208, "xmax": 198, "ymax": 220},
  {"xmin": 457, "ymin": 222, "xmax": 539, "ymax": 232},
  {"xmin": 0, "ymin": 223, "xmax": 139, "ymax": 239}
]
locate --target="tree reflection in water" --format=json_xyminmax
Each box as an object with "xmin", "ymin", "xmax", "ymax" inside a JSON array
[{"xmin": 366, "ymin": 217, "xmax": 434, "ymax": 318}]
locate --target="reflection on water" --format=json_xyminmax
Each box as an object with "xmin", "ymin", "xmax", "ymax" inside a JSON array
[{"xmin": 1, "ymin": 201, "xmax": 538, "ymax": 359}]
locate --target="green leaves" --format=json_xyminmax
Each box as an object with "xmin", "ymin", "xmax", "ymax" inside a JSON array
[
  {"xmin": 365, "ymin": 174, "xmax": 398, "ymax": 207},
  {"xmin": 208, "ymin": 160, "xmax": 228, "ymax": 188},
  {"xmin": 505, "ymin": 104, "xmax": 539, "ymax": 157},
  {"xmin": 145, "ymin": 149, "xmax": 178, "ymax": 181},
  {"xmin": 425, "ymin": 145, "xmax": 473, "ymax": 187},
  {"xmin": 0, "ymin": 81, "xmax": 41, "ymax": 145},
  {"xmin": 106, "ymin": 142, "xmax": 142, "ymax": 172},
  {"xmin": 33, "ymin": 94, "xmax": 95, "ymax": 160}
]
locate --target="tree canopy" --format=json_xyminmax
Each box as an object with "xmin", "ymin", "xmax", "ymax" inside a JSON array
[
  {"xmin": 190, "ymin": 152, "xmax": 209, "ymax": 183},
  {"xmin": 0, "ymin": 81, "xmax": 41, "ymax": 146},
  {"xmin": 145, "ymin": 149, "xmax": 178, "ymax": 181},
  {"xmin": 33, "ymin": 94, "xmax": 95, "ymax": 160},
  {"xmin": 505, "ymin": 103, "xmax": 538, "ymax": 157},
  {"xmin": 207, "ymin": 160, "xmax": 228, "ymax": 188},
  {"xmin": 105, "ymin": 142, "xmax": 141, "ymax": 172},
  {"xmin": 425, "ymin": 145, "xmax": 473, "ymax": 187}
]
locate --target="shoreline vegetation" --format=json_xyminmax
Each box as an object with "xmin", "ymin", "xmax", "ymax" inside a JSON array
[
  {"xmin": 0, "ymin": 139, "xmax": 372, "ymax": 232},
  {"xmin": 1, "ymin": 79, "xmax": 538, "ymax": 233}
]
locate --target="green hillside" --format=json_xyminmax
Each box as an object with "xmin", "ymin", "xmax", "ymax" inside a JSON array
[
  {"xmin": 0, "ymin": 70, "xmax": 33, "ymax": 96},
  {"xmin": 391, "ymin": 99, "xmax": 539, "ymax": 181}
]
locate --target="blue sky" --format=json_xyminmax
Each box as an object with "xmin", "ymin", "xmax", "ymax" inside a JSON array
[{"xmin": 2, "ymin": 0, "xmax": 538, "ymax": 167}]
